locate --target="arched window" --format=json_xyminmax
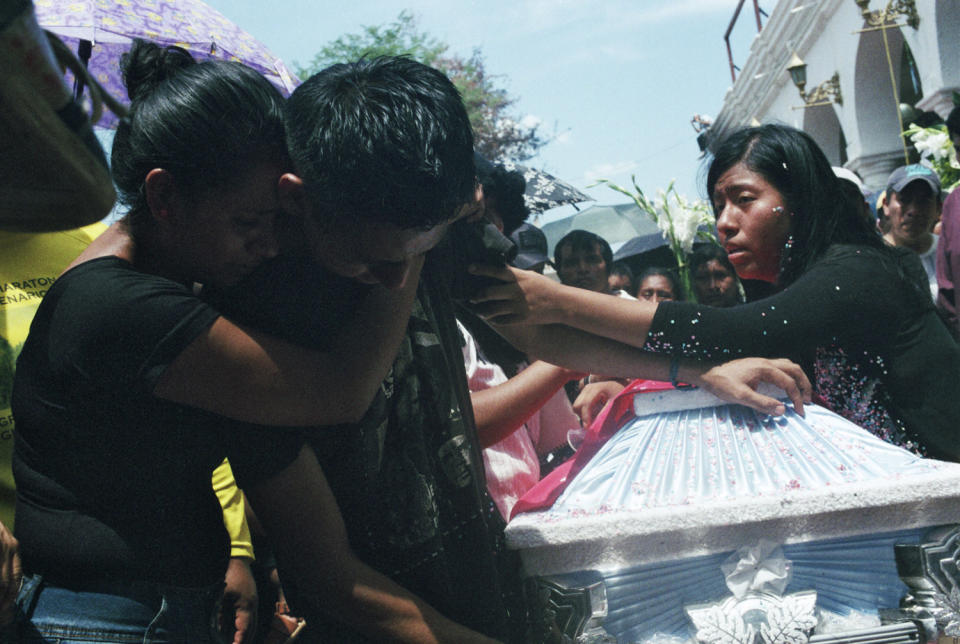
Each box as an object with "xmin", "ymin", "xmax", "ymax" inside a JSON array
[
  {"xmin": 839, "ymin": 127, "xmax": 848, "ymax": 166},
  {"xmin": 899, "ymin": 41, "xmax": 923, "ymax": 107}
]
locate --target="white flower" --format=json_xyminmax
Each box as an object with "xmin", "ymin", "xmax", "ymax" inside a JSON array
[
  {"xmin": 598, "ymin": 178, "xmax": 722, "ymax": 298},
  {"xmin": 671, "ymin": 203, "xmax": 708, "ymax": 254},
  {"xmin": 911, "ymin": 128, "xmax": 951, "ymax": 161},
  {"xmin": 927, "ymin": 131, "xmax": 950, "ymax": 161},
  {"xmin": 655, "ymin": 188, "xmax": 712, "ymax": 255},
  {"xmin": 654, "ymin": 207, "xmax": 672, "ymax": 238}
]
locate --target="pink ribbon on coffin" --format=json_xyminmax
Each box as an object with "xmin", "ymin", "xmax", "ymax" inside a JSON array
[{"xmin": 509, "ymin": 379, "xmax": 675, "ymax": 519}]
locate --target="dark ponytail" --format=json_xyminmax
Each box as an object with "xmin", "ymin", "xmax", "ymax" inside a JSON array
[
  {"xmin": 120, "ymin": 39, "xmax": 195, "ymax": 102},
  {"xmin": 112, "ymin": 39, "xmax": 286, "ymax": 239}
]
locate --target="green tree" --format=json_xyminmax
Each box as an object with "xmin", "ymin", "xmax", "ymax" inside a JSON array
[{"xmin": 296, "ymin": 11, "xmax": 547, "ymax": 162}]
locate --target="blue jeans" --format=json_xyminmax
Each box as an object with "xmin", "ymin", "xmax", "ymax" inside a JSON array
[{"xmin": 16, "ymin": 574, "xmax": 223, "ymax": 643}]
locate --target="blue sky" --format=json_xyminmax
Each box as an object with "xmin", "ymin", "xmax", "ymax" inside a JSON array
[{"xmin": 204, "ymin": 0, "xmax": 779, "ymax": 222}]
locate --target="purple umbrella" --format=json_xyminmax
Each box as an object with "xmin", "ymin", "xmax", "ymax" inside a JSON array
[{"xmin": 34, "ymin": 0, "xmax": 299, "ymax": 128}]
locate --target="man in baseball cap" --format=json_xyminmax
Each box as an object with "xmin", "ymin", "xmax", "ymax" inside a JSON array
[
  {"xmin": 509, "ymin": 222, "xmax": 549, "ymax": 273},
  {"xmin": 882, "ymin": 164, "xmax": 942, "ymax": 299}
]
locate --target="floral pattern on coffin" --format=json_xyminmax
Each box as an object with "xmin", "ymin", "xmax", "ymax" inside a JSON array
[{"xmin": 545, "ymin": 402, "xmax": 940, "ymax": 517}]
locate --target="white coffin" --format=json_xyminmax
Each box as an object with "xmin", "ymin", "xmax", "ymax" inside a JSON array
[{"xmin": 504, "ymin": 387, "xmax": 960, "ymax": 642}]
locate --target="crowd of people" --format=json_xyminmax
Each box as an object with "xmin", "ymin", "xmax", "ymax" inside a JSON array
[{"xmin": 2, "ymin": 31, "xmax": 959, "ymax": 644}]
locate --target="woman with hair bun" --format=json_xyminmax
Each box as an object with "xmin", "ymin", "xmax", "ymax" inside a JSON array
[
  {"xmin": 10, "ymin": 40, "xmax": 422, "ymax": 641},
  {"xmin": 473, "ymin": 124, "xmax": 960, "ymax": 460}
]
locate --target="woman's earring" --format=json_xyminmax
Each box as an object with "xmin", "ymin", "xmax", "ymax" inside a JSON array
[
  {"xmin": 778, "ymin": 233, "xmax": 796, "ymax": 271},
  {"xmin": 780, "ymin": 235, "xmax": 793, "ymax": 268}
]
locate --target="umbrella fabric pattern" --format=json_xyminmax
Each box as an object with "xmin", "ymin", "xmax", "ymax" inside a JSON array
[
  {"xmin": 499, "ymin": 160, "xmax": 592, "ymax": 214},
  {"xmin": 35, "ymin": 0, "xmax": 299, "ymax": 128}
]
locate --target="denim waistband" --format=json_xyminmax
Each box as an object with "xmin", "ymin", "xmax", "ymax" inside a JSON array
[
  {"xmin": 25, "ymin": 572, "xmax": 223, "ymax": 600},
  {"xmin": 17, "ymin": 573, "xmax": 223, "ymax": 643}
]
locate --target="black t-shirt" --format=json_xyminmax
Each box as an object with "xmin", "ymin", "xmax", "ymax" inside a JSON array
[
  {"xmin": 647, "ymin": 244, "xmax": 960, "ymax": 460},
  {"xmin": 12, "ymin": 257, "xmax": 298, "ymax": 586}
]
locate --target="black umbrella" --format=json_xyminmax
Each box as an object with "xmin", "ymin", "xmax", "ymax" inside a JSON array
[
  {"xmin": 475, "ymin": 153, "xmax": 592, "ymax": 214},
  {"xmin": 613, "ymin": 231, "xmax": 669, "ymax": 262},
  {"xmin": 496, "ymin": 160, "xmax": 593, "ymax": 214},
  {"xmin": 612, "ymin": 233, "xmax": 676, "ymax": 278}
]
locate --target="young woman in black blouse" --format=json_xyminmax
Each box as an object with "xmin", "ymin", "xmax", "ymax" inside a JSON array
[{"xmin": 473, "ymin": 124, "xmax": 960, "ymax": 460}]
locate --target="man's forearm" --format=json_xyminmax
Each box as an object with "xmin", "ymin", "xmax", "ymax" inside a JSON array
[
  {"xmin": 334, "ymin": 255, "xmax": 425, "ymax": 419},
  {"xmin": 293, "ymin": 557, "xmax": 499, "ymax": 644},
  {"xmin": 471, "ymin": 360, "xmax": 573, "ymax": 448},
  {"xmin": 248, "ymin": 445, "xmax": 499, "ymax": 644}
]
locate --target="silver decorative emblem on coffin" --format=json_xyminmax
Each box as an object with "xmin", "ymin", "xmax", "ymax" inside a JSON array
[
  {"xmin": 686, "ymin": 591, "xmax": 818, "ymax": 644},
  {"xmin": 525, "ymin": 573, "xmax": 616, "ymax": 643},
  {"xmin": 883, "ymin": 525, "xmax": 960, "ymax": 641},
  {"xmin": 685, "ymin": 541, "xmax": 818, "ymax": 644}
]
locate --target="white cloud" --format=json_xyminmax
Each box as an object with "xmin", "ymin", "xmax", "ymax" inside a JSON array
[
  {"xmin": 501, "ymin": 0, "xmax": 736, "ymax": 37},
  {"xmin": 520, "ymin": 113, "xmax": 542, "ymax": 129},
  {"xmin": 584, "ymin": 160, "xmax": 639, "ymax": 183},
  {"xmin": 625, "ymin": 0, "xmax": 737, "ymax": 24},
  {"xmin": 477, "ymin": 0, "xmax": 738, "ymax": 67},
  {"xmin": 560, "ymin": 41, "xmax": 651, "ymax": 65}
]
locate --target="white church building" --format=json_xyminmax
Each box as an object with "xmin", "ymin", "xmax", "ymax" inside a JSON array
[{"xmin": 708, "ymin": 0, "xmax": 960, "ymax": 190}]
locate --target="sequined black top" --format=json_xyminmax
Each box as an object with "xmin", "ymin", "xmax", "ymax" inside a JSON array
[{"xmin": 646, "ymin": 244, "xmax": 960, "ymax": 460}]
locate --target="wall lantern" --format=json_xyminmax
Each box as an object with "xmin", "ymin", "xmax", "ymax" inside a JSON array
[{"xmin": 786, "ymin": 52, "xmax": 842, "ymax": 109}]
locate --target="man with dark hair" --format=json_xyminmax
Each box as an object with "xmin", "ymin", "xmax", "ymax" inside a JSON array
[
  {"xmin": 554, "ymin": 229, "xmax": 616, "ymax": 294},
  {"xmin": 936, "ymin": 105, "xmax": 960, "ymax": 336},
  {"xmin": 608, "ymin": 261, "xmax": 637, "ymax": 297},
  {"xmin": 476, "ymin": 159, "xmax": 529, "ymax": 237},
  {"xmin": 281, "ymin": 56, "xmax": 478, "ymax": 287},
  {"xmin": 689, "ymin": 245, "xmax": 742, "ymax": 308},
  {"xmin": 551, "ymin": 230, "xmax": 633, "ymax": 400},
  {"xmin": 211, "ymin": 56, "xmax": 521, "ymax": 642},
  {"xmin": 882, "ymin": 164, "xmax": 942, "ymax": 299}
]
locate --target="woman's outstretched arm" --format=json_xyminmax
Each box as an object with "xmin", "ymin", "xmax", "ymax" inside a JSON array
[
  {"xmin": 470, "ymin": 250, "xmax": 901, "ymax": 361},
  {"xmin": 492, "ymin": 322, "xmax": 810, "ymax": 417},
  {"xmin": 470, "ymin": 264, "xmax": 659, "ymax": 349}
]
